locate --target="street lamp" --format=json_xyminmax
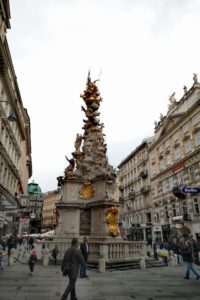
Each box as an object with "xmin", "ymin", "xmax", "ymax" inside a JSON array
[{"xmin": 0, "ymin": 100, "xmax": 17, "ymax": 121}]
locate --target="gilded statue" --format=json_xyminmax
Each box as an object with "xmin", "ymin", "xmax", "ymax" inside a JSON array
[
  {"xmin": 106, "ymin": 206, "xmax": 120, "ymax": 237},
  {"xmin": 80, "ymin": 181, "xmax": 95, "ymax": 199}
]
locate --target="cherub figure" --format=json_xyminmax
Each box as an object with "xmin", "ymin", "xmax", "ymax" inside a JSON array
[{"xmin": 74, "ymin": 134, "xmax": 82, "ymax": 152}]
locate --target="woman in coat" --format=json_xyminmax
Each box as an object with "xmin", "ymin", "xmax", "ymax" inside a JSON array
[{"xmin": 28, "ymin": 246, "xmax": 37, "ymax": 275}]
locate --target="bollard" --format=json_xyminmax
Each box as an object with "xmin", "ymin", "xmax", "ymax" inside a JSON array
[
  {"xmin": 98, "ymin": 258, "xmax": 106, "ymax": 273},
  {"xmin": 43, "ymin": 254, "xmax": 49, "ymax": 266},
  {"xmin": 140, "ymin": 257, "xmax": 146, "ymax": 270}
]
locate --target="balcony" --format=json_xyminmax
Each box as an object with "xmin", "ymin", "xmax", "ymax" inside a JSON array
[
  {"xmin": 192, "ymin": 123, "xmax": 200, "ymax": 133},
  {"xmin": 172, "ymin": 186, "xmax": 186, "ymax": 199},
  {"xmin": 183, "ymin": 132, "xmax": 190, "ymax": 141},
  {"xmin": 139, "ymin": 170, "xmax": 148, "ymax": 178},
  {"xmin": 118, "ymin": 185, "xmax": 124, "ymax": 191},
  {"xmin": 183, "ymin": 214, "xmax": 192, "ymax": 221},
  {"xmin": 128, "ymin": 191, "xmax": 135, "ymax": 198},
  {"xmin": 173, "ymin": 140, "xmax": 180, "ymax": 148},
  {"xmin": 140, "ymin": 186, "xmax": 150, "ymax": 193}
]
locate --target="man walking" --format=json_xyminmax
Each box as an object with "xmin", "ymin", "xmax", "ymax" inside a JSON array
[
  {"xmin": 61, "ymin": 238, "xmax": 86, "ymax": 300},
  {"xmin": 181, "ymin": 240, "xmax": 200, "ymax": 279},
  {"xmin": 80, "ymin": 236, "xmax": 89, "ymax": 278}
]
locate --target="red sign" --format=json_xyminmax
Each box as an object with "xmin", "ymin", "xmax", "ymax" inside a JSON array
[{"xmin": 172, "ymin": 161, "xmax": 185, "ymax": 173}]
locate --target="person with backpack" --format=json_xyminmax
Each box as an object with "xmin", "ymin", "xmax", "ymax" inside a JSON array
[{"xmin": 61, "ymin": 238, "xmax": 86, "ymax": 300}]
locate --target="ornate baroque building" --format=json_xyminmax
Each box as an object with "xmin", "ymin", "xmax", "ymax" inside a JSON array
[
  {"xmin": 118, "ymin": 74, "xmax": 200, "ymax": 242},
  {"xmin": 149, "ymin": 76, "xmax": 200, "ymax": 242},
  {"xmin": 0, "ymin": 1, "xmax": 32, "ymax": 234}
]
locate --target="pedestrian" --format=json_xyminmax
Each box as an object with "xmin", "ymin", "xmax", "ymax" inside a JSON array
[
  {"xmin": 7, "ymin": 235, "xmax": 15, "ymax": 265},
  {"xmin": 51, "ymin": 244, "xmax": 59, "ymax": 265},
  {"xmin": 0, "ymin": 245, "xmax": 5, "ymax": 270},
  {"xmin": 80, "ymin": 236, "xmax": 89, "ymax": 278},
  {"xmin": 147, "ymin": 241, "xmax": 152, "ymax": 258},
  {"xmin": 60, "ymin": 238, "xmax": 86, "ymax": 300},
  {"xmin": 181, "ymin": 240, "xmax": 200, "ymax": 279},
  {"xmin": 27, "ymin": 237, "xmax": 34, "ymax": 251},
  {"xmin": 28, "ymin": 246, "xmax": 37, "ymax": 275},
  {"xmin": 0, "ymin": 236, "xmax": 6, "ymax": 251}
]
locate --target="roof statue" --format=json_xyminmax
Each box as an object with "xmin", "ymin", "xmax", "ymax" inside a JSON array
[
  {"xmin": 193, "ymin": 73, "xmax": 198, "ymax": 84},
  {"xmin": 168, "ymin": 92, "xmax": 177, "ymax": 111},
  {"xmin": 159, "ymin": 113, "xmax": 164, "ymax": 121},
  {"xmin": 169, "ymin": 92, "xmax": 176, "ymax": 103},
  {"xmin": 183, "ymin": 85, "xmax": 188, "ymax": 94}
]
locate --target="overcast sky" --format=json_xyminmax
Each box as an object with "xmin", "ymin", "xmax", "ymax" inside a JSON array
[{"xmin": 7, "ymin": 0, "xmax": 200, "ymax": 193}]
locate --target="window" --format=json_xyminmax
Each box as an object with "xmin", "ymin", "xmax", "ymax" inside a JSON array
[
  {"xmin": 146, "ymin": 212, "xmax": 151, "ymax": 223},
  {"xmin": 194, "ymin": 131, "xmax": 200, "ymax": 146},
  {"xmin": 174, "ymin": 146, "xmax": 181, "ymax": 160},
  {"xmin": 164, "ymin": 206, "xmax": 169, "ymax": 219},
  {"xmin": 182, "ymin": 201, "xmax": 188, "ymax": 215},
  {"xmin": 193, "ymin": 198, "xmax": 200, "ymax": 214},
  {"xmin": 182, "ymin": 123, "xmax": 189, "ymax": 133},
  {"xmin": 166, "ymin": 154, "xmax": 171, "ymax": 166},
  {"xmin": 156, "ymin": 211, "xmax": 160, "ymax": 222},
  {"xmin": 192, "ymin": 113, "xmax": 200, "ymax": 125},
  {"xmin": 151, "ymin": 162, "xmax": 157, "ymax": 175},
  {"xmin": 159, "ymin": 159, "xmax": 165, "ymax": 170},
  {"xmin": 169, "ymin": 177, "xmax": 174, "ymax": 190},
  {"xmin": 184, "ymin": 139, "xmax": 191, "ymax": 153},
  {"xmin": 165, "ymin": 139, "xmax": 170, "ymax": 148},
  {"xmin": 177, "ymin": 171, "xmax": 184, "ymax": 186},
  {"xmin": 172, "ymin": 204, "xmax": 176, "ymax": 217},
  {"xmin": 188, "ymin": 166, "xmax": 195, "ymax": 182},
  {"xmin": 172, "ymin": 132, "xmax": 179, "ymax": 142}
]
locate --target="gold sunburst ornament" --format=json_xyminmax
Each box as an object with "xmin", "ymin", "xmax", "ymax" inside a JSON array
[
  {"xmin": 106, "ymin": 206, "xmax": 120, "ymax": 237},
  {"xmin": 80, "ymin": 181, "xmax": 95, "ymax": 199}
]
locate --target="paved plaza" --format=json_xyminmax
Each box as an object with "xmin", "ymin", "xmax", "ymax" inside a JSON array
[{"xmin": 0, "ymin": 262, "xmax": 200, "ymax": 300}]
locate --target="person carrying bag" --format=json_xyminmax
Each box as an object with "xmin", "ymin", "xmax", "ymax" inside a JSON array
[{"xmin": 60, "ymin": 238, "xmax": 86, "ymax": 300}]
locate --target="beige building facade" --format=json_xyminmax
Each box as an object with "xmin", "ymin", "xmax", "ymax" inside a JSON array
[
  {"xmin": 149, "ymin": 77, "xmax": 200, "ymax": 242},
  {"xmin": 42, "ymin": 190, "xmax": 60, "ymax": 232},
  {"xmin": 0, "ymin": 1, "xmax": 32, "ymax": 235},
  {"xmin": 118, "ymin": 140, "xmax": 153, "ymax": 241},
  {"xmin": 118, "ymin": 75, "xmax": 200, "ymax": 242}
]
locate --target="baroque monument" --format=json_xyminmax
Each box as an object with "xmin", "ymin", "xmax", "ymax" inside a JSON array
[
  {"xmin": 55, "ymin": 73, "xmax": 146, "ymax": 271},
  {"xmin": 55, "ymin": 72, "xmax": 119, "ymax": 241}
]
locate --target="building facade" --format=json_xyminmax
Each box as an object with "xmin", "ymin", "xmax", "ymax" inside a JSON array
[
  {"xmin": 0, "ymin": 1, "xmax": 32, "ymax": 235},
  {"xmin": 149, "ymin": 77, "xmax": 200, "ymax": 242},
  {"xmin": 42, "ymin": 190, "xmax": 60, "ymax": 232},
  {"xmin": 118, "ymin": 75, "xmax": 200, "ymax": 242},
  {"xmin": 118, "ymin": 140, "xmax": 153, "ymax": 241}
]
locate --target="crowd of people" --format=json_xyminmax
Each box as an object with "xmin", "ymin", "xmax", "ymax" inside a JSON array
[
  {"xmin": 1, "ymin": 234, "xmax": 200, "ymax": 299},
  {"xmin": 146, "ymin": 238, "xmax": 200, "ymax": 280}
]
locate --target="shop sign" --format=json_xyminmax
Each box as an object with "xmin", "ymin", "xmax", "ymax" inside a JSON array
[{"xmin": 182, "ymin": 187, "xmax": 200, "ymax": 193}]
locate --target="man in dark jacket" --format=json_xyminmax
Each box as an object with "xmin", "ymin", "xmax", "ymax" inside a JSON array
[
  {"xmin": 181, "ymin": 240, "xmax": 200, "ymax": 279},
  {"xmin": 61, "ymin": 238, "xmax": 86, "ymax": 300},
  {"xmin": 80, "ymin": 236, "xmax": 89, "ymax": 278}
]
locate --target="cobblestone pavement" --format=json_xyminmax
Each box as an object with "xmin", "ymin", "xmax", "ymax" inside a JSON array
[{"xmin": 0, "ymin": 261, "xmax": 200, "ymax": 300}]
